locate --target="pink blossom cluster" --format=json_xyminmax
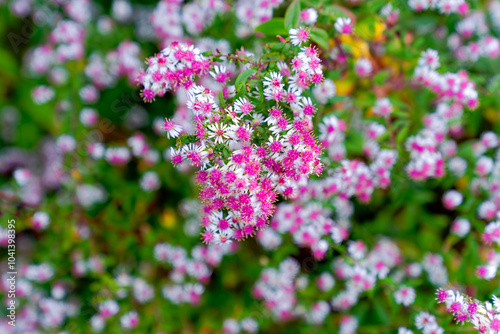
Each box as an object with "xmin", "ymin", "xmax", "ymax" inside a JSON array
[
  {"xmin": 71, "ymin": 253, "xmax": 106, "ymax": 277},
  {"xmin": 222, "ymin": 317, "xmax": 259, "ymax": 334},
  {"xmin": 252, "ymin": 257, "xmax": 308, "ymax": 321},
  {"xmin": 414, "ymin": 50, "xmax": 478, "ymax": 109},
  {"xmin": 0, "ymin": 140, "xmax": 66, "ymax": 206},
  {"xmin": 316, "ymin": 113, "xmax": 398, "ymax": 201},
  {"xmin": 150, "ymin": 0, "xmax": 227, "ymax": 45},
  {"xmin": 235, "ymin": 0, "xmax": 284, "ymax": 32},
  {"xmin": 408, "ymin": 0, "xmax": 469, "ymax": 15},
  {"xmin": 0, "ymin": 264, "xmax": 83, "ymax": 332},
  {"xmin": 138, "ymin": 42, "xmax": 211, "ymax": 101},
  {"xmin": 259, "ymin": 202, "xmax": 343, "ymax": 259},
  {"xmin": 422, "ymin": 253, "xmax": 448, "ymax": 286},
  {"xmin": 448, "ymin": 10, "xmax": 500, "ymax": 62},
  {"xmin": 85, "ymin": 40, "xmax": 143, "ymax": 88},
  {"xmin": 404, "ymin": 100, "xmax": 466, "ymax": 180},
  {"xmin": 331, "ymin": 239, "xmax": 402, "ymax": 311},
  {"xmin": 251, "ymin": 239, "xmax": 422, "ymax": 326},
  {"xmin": 475, "ymin": 250, "xmax": 500, "ymax": 281},
  {"xmin": 436, "ymin": 289, "xmax": 500, "ymax": 333},
  {"xmin": 138, "ymin": 38, "xmax": 325, "ymax": 245},
  {"xmin": 87, "ymin": 273, "xmax": 149, "ymax": 330},
  {"xmin": 154, "ymin": 242, "xmax": 234, "ymax": 305},
  {"xmin": 398, "ymin": 311, "xmax": 444, "ymax": 334},
  {"xmin": 49, "ymin": 20, "xmax": 86, "ymax": 63}
]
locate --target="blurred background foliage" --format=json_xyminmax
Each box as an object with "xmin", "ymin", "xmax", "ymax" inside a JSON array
[{"xmin": 1, "ymin": 0, "xmax": 500, "ymax": 333}]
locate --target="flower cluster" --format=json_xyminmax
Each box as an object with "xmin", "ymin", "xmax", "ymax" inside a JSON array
[
  {"xmin": 138, "ymin": 31, "xmax": 325, "ymax": 245},
  {"xmin": 408, "ymin": 0, "xmax": 469, "ymax": 15},
  {"xmin": 154, "ymin": 242, "xmax": 233, "ymax": 304},
  {"xmin": 436, "ymin": 289, "xmax": 500, "ymax": 333},
  {"xmin": 138, "ymin": 42, "xmax": 211, "ymax": 101}
]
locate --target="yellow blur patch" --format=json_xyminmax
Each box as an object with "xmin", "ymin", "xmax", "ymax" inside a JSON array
[
  {"xmin": 354, "ymin": 18, "xmax": 386, "ymax": 41},
  {"xmin": 160, "ymin": 208, "xmax": 176, "ymax": 228},
  {"xmin": 335, "ymin": 78, "xmax": 356, "ymax": 96},
  {"xmin": 340, "ymin": 35, "xmax": 370, "ymax": 58},
  {"xmin": 456, "ymin": 176, "xmax": 468, "ymax": 191},
  {"xmin": 379, "ymin": 55, "xmax": 400, "ymax": 75},
  {"xmin": 373, "ymin": 22, "xmax": 386, "ymax": 41},
  {"xmin": 71, "ymin": 169, "xmax": 82, "ymax": 181},
  {"xmin": 484, "ymin": 108, "xmax": 498, "ymax": 122}
]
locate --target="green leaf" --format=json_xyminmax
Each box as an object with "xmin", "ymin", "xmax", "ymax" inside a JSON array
[
  {"xmin": 322, "ymin": 5, "xmax": 352, "ymax": 19},
  {"xmin": 284, "ymin": 0, "xmax": 301, "ymax": 29},
  {"xmin": 259, "ymin": 52, "xmax": 282, "ymax": 62},
  {"xmin": 373, "ymin": 70, "xmax": 390, "ymax": 85},
  {"xmin": 235, "ymin": 69, "xmax": 257, "ymax": 92},
  {"xmin": 396, "ymin": 125, "xmax": 410, "ymax": 144},
  {"xmin": 255, "ymin": 18, "xmax": 288, "ymax": 36},
  {"xmin": 310, "ymin": 27, "xmax": 329, "ymax": 50},
  {"xmin": 271, "ymin": 42, "xmax": 285, "ymax": 51},
  {"xmin": 218, "ymin": 90, "xmax": 226, "ymax": 108},
  {"xmin": 202, "ymin": 50, "xmax": 212, "ymax": 57},
  {"xmin": 355, "ymin": 16, "xmax": 376, "ymax": 40},
  {"xmin": 0, "ymin": 48, "xmax": 18, "ymax": 79}
]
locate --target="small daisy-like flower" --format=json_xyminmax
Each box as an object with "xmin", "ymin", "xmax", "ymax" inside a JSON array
[
  {"xmin": 418, "ymin": 49, "xmax": 440, "ymax": 70},
  {"xmin": 373, "ymin": 98, "xmax": 393, "ymax": 117},
  {"xmin": 263, "ymin": 72, "xmax": 284, "ymax": 88},
  {"xmin": 289, "ymin": 27, "xmax": 310, "ymax": 46},
  {"xmin": 210, "ymin": 65, "xmax": 229, "ymax": 84},
  {"xmin": 477, "ymin": 264, "xmax": 496, "ymax": 280},
  {"xmin": 450, "ymin": 218, "xmax": 470, "ymax": 237},
  {"xmin": 493, "ymin": 295, "xmax": 500, "ymax": 312},
  {"xmin": 233, "ymin": 97, "xmax": 254, "ymax": 115},
  {"xmin": 163, "ymin": 118, "xmax": 183, "ymax": 139},
  {"xmin": 120, "ymin": 310, "xmax": 139, "ymax": 329},
  {"xmin": 140, "ymin": 171, "xmax": 161, "ymax": 192},
  {"xmin": 398, "ymin": 327, "xmax": 413, "ymax": 334},
  {"xmin": 32, "ymin": 85, "xmax": 55, "ymax": 104},
  {"xmin": 347, "ymin": 240, "xmax": 366, "ymax": 260},
  {"xmin": 442, "ymin": 190, "xmax": 463, "ymax": 210},
  {"xmin": 182, "ymin": 143, "xmax": 208, "ymax": 167},
  {"xmin": 354, "ymin": 58, "xmax": 373, "ymax": 77},
  {"xmin": 300, "ymin": 8, "xmax": 318, "ymax": 25},
  {"xmin": 207, "ymin": 122, "xmax": 230, "ymax": 144},
  {"xmin": 394, "ymin": 286, "xmax": 416, "ymax": 306},
  {"xmin": 334, "ymin": 17, "xmax": 353, "ymax": 34},
  {"xmin": 228, "ymin": 124, "xmax": 254, "ymax": 142},
  {"xmin": 248, "ymin": 113, "xmax": 265, "ymax": 127},
  {"xmin": 99, "ymin": 300, "xmax": 119, "ymax": 319},
  {"xmin": 298, "ymin": 97, "xmax": 316, "ymax": 116},
  {"xmin": 32, "ymin": 211, "xmax": 50, "ymax": 230},
  {"xmin": 169, "ymin": 147, "xmax": 184, "ymax": 166}
]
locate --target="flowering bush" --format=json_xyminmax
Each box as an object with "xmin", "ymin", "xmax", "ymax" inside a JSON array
[{"xmin": 1, "ymin": 0, "xmax": 500, "ymax": 333}]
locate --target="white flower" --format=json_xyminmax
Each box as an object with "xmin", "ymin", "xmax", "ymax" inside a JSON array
[
  {"xmin": 354, "ymin": 57, "xmax": 373, "ymax": 77},
  {"xmin": 398, "ymin": 327, "xmax": 413, "ymax": 334},
  {"xmin": 120, "ymin": 310, "xmax": 139, "ymax": 329},
  {"xmin": 140, "ymin": 171, "xmax": 161, "ymax": 192},
  {"xmin": 334, "ymin": 17, "xmax": 353, "ymax": 34},
  {"xmin": 207, "ymin": 122, "xmax": 230, "ymax": 144},
  {"xmin": 373, "ymin": 98, "xmax": 393, "ymax": 117},
  {"xmin": 289, "ymin": 27, "xmax": 310, "ymax": 46},
  {"xmin": 313, "ymin": 79, "xmax": 336, "ymax": 104},
  {"xmin": 300, "ymin": 8, "xmax": 318, "ymax": 25},
  {"xmin": 394, "ymin": 286, "xmax": 416, "ymax": 306},
  {"xmin": 32, "ymin": 211, "xmax": 50, "ymax": 230},
  {"xmin": 163, "ymin": 118, "xmax": 183, "ymax": 139},
  {"xmin": 450, "ymin": 218, "xmax": 470, "ymax": 237},
  {"xmin": 418, "ymin": 49, "xmax": 440, "ymax": 70}
]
